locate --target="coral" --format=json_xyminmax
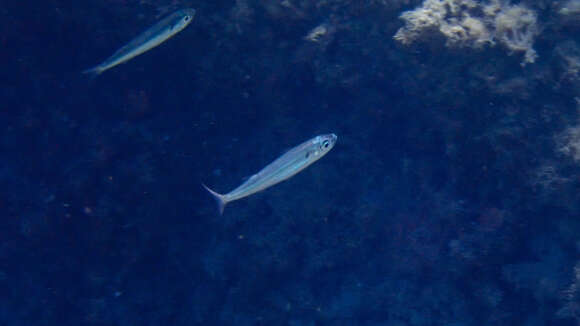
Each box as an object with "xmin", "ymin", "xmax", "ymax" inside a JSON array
[
  {"xmin": 558, "ymin": 127, "xmax": 580, "ymax": 161},
  {"xmin": 555, "ymin": 41, "xmax": 580, "ymax": 86},
  {"xmin": 394, "ymin": 0, "xmax": 482, "ymax": 46},
  {"xmin": 439, "ymin": 14, "xmax": 494, "ymax": 48},
  {"xmin": 557, "ymin": 106, "xmax": 580, "ymax": 163},
  {"xmin": 494, "ymin": 4, "xmax": 539, "ymax": 65},
  {"xmin": 559, "ymin": 0, "xmax": 580, "ymax": 18},
  {"xmin": 394, "ymin": 0, "xmax": 540, "ymax": 65}
]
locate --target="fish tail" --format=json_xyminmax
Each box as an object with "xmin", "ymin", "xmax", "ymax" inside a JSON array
[
  {"xmin": 82, "ymin": 65, "xmax": 104, "ymax": 79},
  {"xmin": 202, "ymin": 183, "xmax": 227, "ymax": 215}
]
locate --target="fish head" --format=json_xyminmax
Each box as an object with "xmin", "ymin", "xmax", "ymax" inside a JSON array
[
  {"xmin": 173, "ymin": 8, "xmax": 196, "ymax": 30},
  {"xmin": 314, "ymin": 133, "xmax": 337, "ymax": 154}
]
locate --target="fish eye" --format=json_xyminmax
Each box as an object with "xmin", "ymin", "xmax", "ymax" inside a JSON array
[
  {"xmin": 322, "ymin": 140, "xmax": 329, "ymax": 149},
  {"xmin": 184, "ymin": 16, "xmax": 191, "ymax": 21}
]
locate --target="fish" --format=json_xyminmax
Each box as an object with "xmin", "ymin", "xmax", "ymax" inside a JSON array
[
  {"xmin": 83, "ymin": 8, "xmax": 196, "ymax": 77},
  {"xmin": 203, "ymin": 134, "xmax": 337, "ymax": 214}
]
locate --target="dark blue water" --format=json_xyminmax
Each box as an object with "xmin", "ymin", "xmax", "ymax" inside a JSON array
[{"xmin": 1, "ymin": 0, "xmax": 579, "ymax": 325}]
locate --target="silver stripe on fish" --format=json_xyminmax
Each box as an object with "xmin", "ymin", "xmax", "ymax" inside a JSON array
[
  {"xmin": 203, "ymin": 134, "xmax": 337, "ymax": 214},
  {"xmin": 83, "ymin": 8, "xmax": 196, "ymax": 77}
]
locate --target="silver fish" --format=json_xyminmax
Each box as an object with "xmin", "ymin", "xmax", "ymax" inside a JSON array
[
  {"xmin": 203, "ymin": 134, "xmax": 337, "ymax": 214},
  {"xmin": 83, "ymin": 8, "xmax": 196, "ymax": 77}
]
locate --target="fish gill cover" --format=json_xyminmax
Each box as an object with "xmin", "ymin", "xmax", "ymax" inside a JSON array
[{"xmin": 0, "ymin": 0, "xmax": 579, "ymax": 325}]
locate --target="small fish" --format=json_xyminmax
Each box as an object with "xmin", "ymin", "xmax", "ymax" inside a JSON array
[
  {"xmin": 83, "ymin": 8, "xmax": 196, "ymax": 77},
  {"xmin": 203, "ymin": 134, "xmax": 337, "ymax": 214}
]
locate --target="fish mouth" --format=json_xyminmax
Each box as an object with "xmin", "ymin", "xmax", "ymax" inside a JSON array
[
  {"xmin": 182, "ymin": 8, "xmax": 196, "ymax": 18},
  {"xmin": 329, "ymin": 133, "xmax": 338, "ymax": 144}
]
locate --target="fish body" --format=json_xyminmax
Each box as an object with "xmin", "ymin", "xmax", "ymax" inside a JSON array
[
  {"xmin": 203, "ymin": 134, "xmax": 337, "ymax": 214},
  {"xmin": 83, "ymin": 8, "xmax": 196, "ymax": 76}
]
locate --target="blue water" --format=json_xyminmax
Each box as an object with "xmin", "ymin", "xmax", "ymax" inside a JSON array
[{"xmin": 1, "ymin": 1, "xmax": 579, "ymax": 325}]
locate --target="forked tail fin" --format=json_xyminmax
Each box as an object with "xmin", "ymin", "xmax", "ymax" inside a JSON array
[{"xmin": 202, "ymin": 183, "xmax": 227, "ymax": 215}]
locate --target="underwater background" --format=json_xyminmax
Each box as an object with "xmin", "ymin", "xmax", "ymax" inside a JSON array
[{"xmin": 1, "ymin": 0, "xmax": 580, "ymax": 325}]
